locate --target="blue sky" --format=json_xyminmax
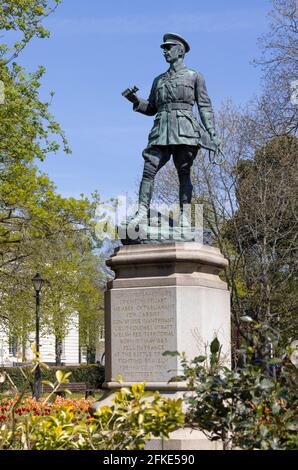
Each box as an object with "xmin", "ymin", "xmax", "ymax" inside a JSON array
[{"xmin": 16, "ymin": 0, "xmax": 271, "ymax": 201}]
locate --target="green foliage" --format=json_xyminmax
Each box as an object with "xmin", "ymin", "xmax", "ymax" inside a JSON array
[
  {"xmin": 198, "ymin": 121, "xmax": 297, "ymax": 354},
  {"xmin": 178, "ymin": 336, "xmax": 298, "ymax": 450},
  {"xmin": 0, "ymin": 163, "xmax": 98, "ymax": 267},
  {"xmin": 0, "ymin": 183, "xmax": 104, "ymax": 360},
  {"xmin": 36, "ymin": 233, "xmax": 104, "ymax": 362},
  {"xmin": 0, "ymin": 0, "xmax": 61, "ymax": 65},
  {"xmin": 0, "ymin": 362, "xmax": 183, "ymax": 450},
  {"xmin": 87, "ymin": 384, "xmax": 184, "ymax": 450},
  {"xmin": 69, "ymin": 248, "xmax": 105, "ymax": 358},
  {"xmin": 229, "ymin": 135, "xmax": 298, "ymax": 345},
  {"xmin": 31, "ymin": 388, "xmax": 182, "ymax": 450},
  {"xmin": 0, "ymin": 1, "xmax": 106, "ymax": 355},
  {"xmin": 0, "ymin": 365, "xmax": 105, "ymax": 392},
  {"xmin": 0, "ymin": 63, "xmax": 70, "ymax": 166},
  {"xmin": 0, "ymin": 380, "xmax": 184, "ymax": 450}
]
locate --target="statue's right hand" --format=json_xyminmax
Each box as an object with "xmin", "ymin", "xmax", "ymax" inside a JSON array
[{"xmin": 121, "ymin": 86, "xmax": 139, "ymax": 105}]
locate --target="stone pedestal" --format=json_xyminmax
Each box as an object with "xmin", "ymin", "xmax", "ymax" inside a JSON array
[{"xmin": 104, "ymin": 242, "xmax": 230, "ymax": 391}]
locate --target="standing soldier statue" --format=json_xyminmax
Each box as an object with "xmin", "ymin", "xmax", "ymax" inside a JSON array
[{"xmin": 123, "ymin": 33, "xmax": 220, "ymax": 229}]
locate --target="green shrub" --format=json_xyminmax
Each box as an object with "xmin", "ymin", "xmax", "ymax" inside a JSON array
[
  {"xmin": 0, "ymin": 359, "xmax": 184, "ymax": 450},
  {"xmin": 172, "ymin": 332, "xmax": 298, "ymax": 450},
  {"xmin": 0, "ymin": 383, "xmax": 184, "ymax": 450}
]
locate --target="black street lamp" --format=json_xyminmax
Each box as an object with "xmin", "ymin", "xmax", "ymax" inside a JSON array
[{"xmin": 32, "ymin": 272, "xmax": 45, "ymax": 400}]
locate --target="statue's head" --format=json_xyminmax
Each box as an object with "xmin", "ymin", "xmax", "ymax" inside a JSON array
[{"xmin": 160, "ymin": 33, "xmax": 190, "ymax": 63}]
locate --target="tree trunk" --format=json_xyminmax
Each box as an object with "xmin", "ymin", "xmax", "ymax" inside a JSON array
[
  {"xmin": 22, "ymin": 335, "xmax": 27, "ymax": 363},
  {"xmin": 55, "ymin": 337, "xmax": 63, "ymax": 366}
]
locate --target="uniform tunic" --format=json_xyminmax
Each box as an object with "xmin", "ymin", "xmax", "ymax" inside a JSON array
[{"xmin": 133, "ymin": 62, "xmax": 216, "ymax": 150}]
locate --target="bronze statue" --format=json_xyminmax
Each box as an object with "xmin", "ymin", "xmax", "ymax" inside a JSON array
[{"xmin": 123, "ymin": 33, "xmax": 220, "ymax": 228}]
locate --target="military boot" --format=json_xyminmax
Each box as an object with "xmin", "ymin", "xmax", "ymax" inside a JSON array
[
  {"xmin": 178, "ymin": 170, "xmax": 193, "ymax": 231},
  {"xmin": 129, "ymin": 179, "xmax": 153, "ymax": 226}
]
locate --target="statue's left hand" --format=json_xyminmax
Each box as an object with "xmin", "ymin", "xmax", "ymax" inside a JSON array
[{"xmin": 209, "ymin": 130, "xmax": 221, "ymax": 148}]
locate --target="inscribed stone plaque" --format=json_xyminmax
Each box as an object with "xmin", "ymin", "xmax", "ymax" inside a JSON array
[{"xmin": 110, "ymin": 287, "xmax": 177, "ymax": 382}]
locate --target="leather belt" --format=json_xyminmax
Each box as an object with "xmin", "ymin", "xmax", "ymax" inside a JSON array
[{"xmin": 158, "ymin": 103, "xmax": 193, "ymax": 111}]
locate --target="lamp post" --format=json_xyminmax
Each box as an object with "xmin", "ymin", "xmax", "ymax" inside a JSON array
[{"xmin": 32, "ymin": 272, "xmax": 44, "ymax": 400}]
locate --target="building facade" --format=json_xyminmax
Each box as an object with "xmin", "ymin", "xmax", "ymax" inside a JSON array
[
  {"xmin": 0, "ymin": 313, "xmax": 79, "ymax": 366},
  {"xmin": 0, "ymin": 314, "xmax": 105, "ymax": 367}
]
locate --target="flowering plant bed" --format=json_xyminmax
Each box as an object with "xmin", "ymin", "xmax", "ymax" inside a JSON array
[
  {"xmin": 0, "ymin": 395, "xmax": 95, "ymax": 424},
  {"xmin": 0, "ymin": 367, "xmax": 184, "ymax": 450}
]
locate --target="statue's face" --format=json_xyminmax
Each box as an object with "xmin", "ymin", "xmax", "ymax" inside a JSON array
[{"xmin": 163, "ymin": 44, "xmax": 183, "ymax": 63}]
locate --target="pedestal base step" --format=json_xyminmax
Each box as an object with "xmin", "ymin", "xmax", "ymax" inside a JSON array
[{"xmin": 145, "ymin": 428, "xmax": 222, "ymax": 450}]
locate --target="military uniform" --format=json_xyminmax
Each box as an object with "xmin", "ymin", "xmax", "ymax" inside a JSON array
[
  {"xmin": 131, "ymin": 33, "xmax": 218, "ymax": 216},
  {"xmin": 134, "ymin": 62, "xmax": 216, "ymax": 150}
]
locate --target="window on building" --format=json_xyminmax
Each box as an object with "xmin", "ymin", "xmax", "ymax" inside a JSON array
[{"xmin": 9, "ymin": 336, "xmax": 18, "ymax": 356}]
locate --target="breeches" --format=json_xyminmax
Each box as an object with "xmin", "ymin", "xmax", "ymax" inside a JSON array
[
  {"xmin": 142, "ymin": 145, "xmax": 198, "ymax": 180},
  {"xmin": 141, "ymin": 145, "xmax": 198, "ymax": 206}
]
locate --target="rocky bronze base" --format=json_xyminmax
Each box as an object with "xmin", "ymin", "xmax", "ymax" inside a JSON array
[{"xmin": 119, "ymin": 215, "xmax": 211, "ymax": 245}]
